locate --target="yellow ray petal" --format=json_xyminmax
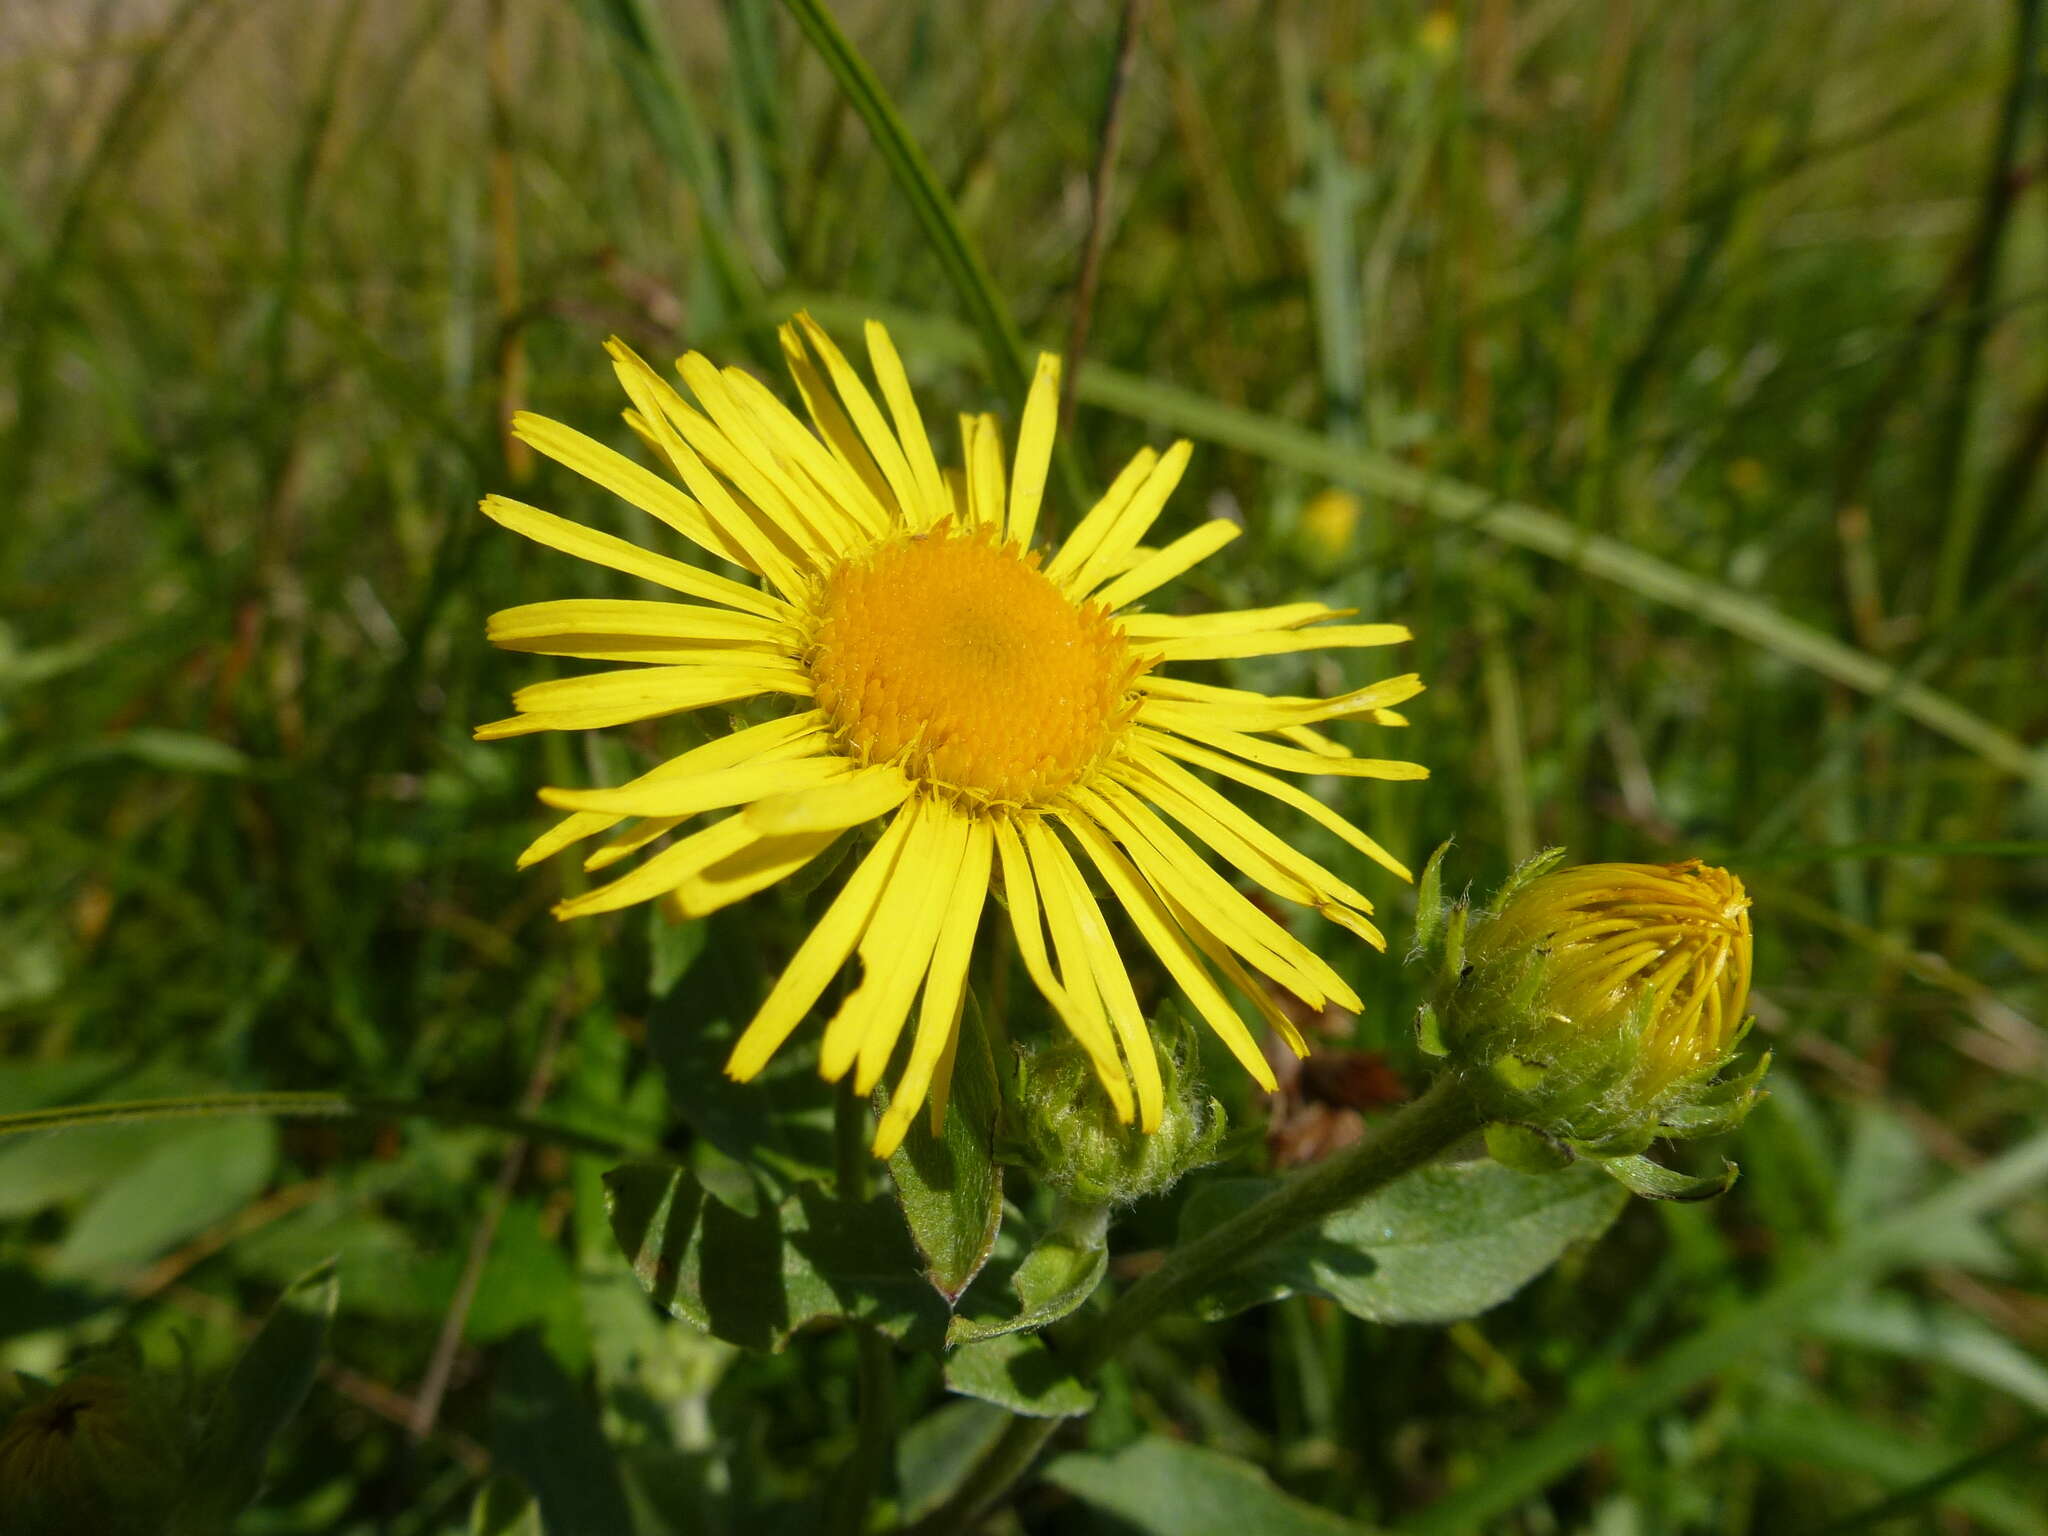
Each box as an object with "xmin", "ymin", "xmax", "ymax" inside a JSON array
[
  {"xmin": 540, "ymin": 753, "xmax": 852, "ymax": 820},
  {"xmin": 963, "ymin": 412, "xmax": 1007, "ymax": 533},
  {"xmin": 726, "ymin": 805, "xmax": 920, "ymax": 1081},
  {"xmin": 1138, "ymin": 729, "xmax": 1412, "ymax": 882},
  {"xmin": 817, "ymin": 804, "xmax": 967, "ymax": 1087},
  {"xmin": 607, "ymin": 343, "xmax": 811, "ymax": 596},
  {"xmin": 552, "ymin": 811, "xmax": 759, "ymax": 919},
  {"xmin": 777, "ymin": 321, "xmax": 896, "ymax": 527},
  {"xmin": 670, "ymin": 824, "xmax": 846, "ymax": 920},
  {"xmin": 479, "ymin": 496, "xmax": 788, "ymax": 621},
  {"xmin": 793, "ymin": 312, "xmax": 921, "ymax": 526},
  {"xmin": 1118, "ymin": 602, "xmax": 1351, "ymax": 638},
  {"xmin": 511, "ymin": 410, "xmax": 761, "ymax": 575},
  {"xmin": 872, "ymin": 819, "xmax": 993, "ymax": 1156},
  {"xmin": 1073, "ymin": 780, "xmax": 1351, "ymax": 1009},
  {"xmin": 671, "ymin": 351, "xmax": 863, "ymax": 557},
  {"xmin": 1063, "ymin": 440, "xmax": 1194, "ymax": 595},
  {"xmin": 1136, "ymin": 718, "xmax": 1428, "ymax": 781},
  {"xmin": 489, "ymin": 598, "xmax": 792, "ymax": 648},
  {"xmin": 507, "ymin": 659, "xmax": 803, "ymax": 716},
  {"xmin": 517, "ymin": 712, "xmax": 827, "ymax": 869},
  {"xmin": 1145, "ymin": 623, "xmax": 1412, "ymax": 663},
  {"xmin": 1042, "ymin": 447, "xmax": 1160, "ymax": 585},
  {"xmin": 1118, "ymin": 751, "xmax": 1388, "ymax": 956},
  {"xmin": 1136, "ymin": 672, "xmax": 1426, "ymax": 733},
  {"xmin": 720, "ymin": 363, "xmax": 889, "ymax": 541},
  {"xmin": 990, "ymin": 818, "xmax": 1133, "ymax": 1121},
  {"xmin": 1161, "ymin": 888, "xmax": 1311, "ymax": 1059},
  {"xmin": 1006, "ymin": 351, "xmax": 1061, "ymax": 547},
  {"xmin": 865, "ymin": 320, "xmax": 950, "ymax": 529},
  {"xmin": 1059, "ymin": 811, "xmax": 1278, "ymax": 1092},
  {"xmin": 1021, "ymin": 817, "xmax": 1164, "ymax": 1131},
  {"xmin": 745, "ymin": 762, "xmax": 912, "ymax": 836},
  {"xmin": 1090, "ymin": 519, "xmax": 1240, "ymax": 610}
]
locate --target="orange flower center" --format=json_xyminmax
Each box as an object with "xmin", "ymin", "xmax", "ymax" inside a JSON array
[{"xmin": 808, "ymin": 528, "xmax": 1143, "ymax": 805}]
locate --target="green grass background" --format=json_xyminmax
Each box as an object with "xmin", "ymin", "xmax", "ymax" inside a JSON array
[{"xmin": 3, "ymin": 0, "xmax": 2046, "ymax": 1530}]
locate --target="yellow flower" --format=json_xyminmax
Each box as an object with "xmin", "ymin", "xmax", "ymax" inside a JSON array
[{"xmin": 481, "ymin": 315, "xmax": 1426, "ymax": 1156}]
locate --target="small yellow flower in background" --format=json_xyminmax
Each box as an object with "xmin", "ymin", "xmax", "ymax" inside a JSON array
[
  {"xmin": 481, "ymin": 314, "xmax": 1426, "ymax": 1156},
  {"xmin": 1296, "ymin": 487, "xmax": 1362, "ymax": 568},
  {"xmin": 1417, "ymin": 850, "xmax": 1763, "ymax": 1195}
]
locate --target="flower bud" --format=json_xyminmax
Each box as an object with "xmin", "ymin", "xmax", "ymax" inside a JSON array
[
  {"xmin": 1012, "ymin": 1011, "xmax": 1225, "ymax": 1205},
  {"xmin": 0, "ymin": 1357, "xmax": 192, "ymax": 1536},
  {"xmin": 1416, "ymin": 848, "xmax": 1765, "ymax": 1197}
]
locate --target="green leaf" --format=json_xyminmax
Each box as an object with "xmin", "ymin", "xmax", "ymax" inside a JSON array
[
  {"xmin": 646, "ymin": 911, "xmax": 836, "ymax": 1186},
  {"xmin": 1044, "ymin": 1437, "xmax": 1383, "ymax": 1535},
  {"xmin": 470, "ymin": 1477, "xmax": 543, "ymax": 1536},
  {"xmin": 888, "ymin": 996, "xmax": 1004, "ymax": 1305},
  {"xmin": 50, "ymin": 1117, "xmax": 278, "ymax": 1277},
  {"xmin": 1411, "ymin": 840, "xmax": 1453, "ymax": 952},
  {"xmin": 1178, "ymin": 1161, "xmax": 1626, "ymax": 1323},
  {"xmin": 171, "ymin": 1259, "xmax": 337, "ymax": 1533},
  {"xmin": 897, "ymin": 1400, "xmax": 1011, "ymax": 1525},
  {"xmin": 604, "ymin": 1163, "xmax": 947, "ymax": 1352},
  {"xmin": 489, "ymin": 1330, "xmax": 635, "ymax": 1536},
  {"xmin": 943, "ymin": 1331, "xmax": 1095, "ymax": 1418},
  {"xmin": 1810, "ymin": 1292, "xmax": 2048, "ymax": 1412},
  {"xmin": 949, "ymin": 1204, "xmax": 1108, "ymax": 1344}
]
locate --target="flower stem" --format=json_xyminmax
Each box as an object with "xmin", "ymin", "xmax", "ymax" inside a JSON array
[
  {"xmin": 832, "ymin": 1083, "xmax": 896, "ymax": 1536},
  {"xmin": 905, "ymin": 1076, "xmax": 1484, "ymax": 1534}
]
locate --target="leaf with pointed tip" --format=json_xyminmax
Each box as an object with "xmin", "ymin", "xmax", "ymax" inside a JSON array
[
  {"xmin": 172, "ymin": 1260, "xmax": 337, "ymax": 1533},
  {"xmin": 888, "ymin": 997, "xmax": 1004, "ymax": 1305},
  {"xmin": 604, "ymin": 1163, "xmax": 948, "ymax": 1352},
  {"xmin": 949, "ymin": 1204, "xmax": 1108, "ymax": 1344},
  {"xmin": 1179, "ymin": 1160, "xmax": 1626, "ymax": 1323},
  {"xmin": 944, "ymin": 1331, "xmax": 1095, "ymax": 1418},
  {"xmin": 1602, "ymin": 1153, "xmax": 1738, "ymax": 1202},
  {"xmin": 1412, "ymin": 840, "xmax": 1454, "ymax": 953}
]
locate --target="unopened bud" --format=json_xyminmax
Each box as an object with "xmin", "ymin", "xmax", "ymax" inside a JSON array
[
  {"xmin": 0, "ymin": 1358, "xmax": 191, "ymax": 1536},
  {"xmin": 1416, "ymin": 848, "xmax": 1765, "ymax": 1197},
  {"xmin": 1013, "ymin": 1011, "xmax": 1225, "ymax": 1205}
]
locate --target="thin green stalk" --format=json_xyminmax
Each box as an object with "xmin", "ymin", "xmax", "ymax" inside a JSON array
[
  {"xmin": 775, "ymin": 0, "xmax": 1091, "ymax": 519},
  {"xmin": 0, "ymin": 1091, "xmax": 656, "ymax": 1164},
  {"xmin": 905, "ymin": 1078, "xmax": 1485, "ymax": 1535}
]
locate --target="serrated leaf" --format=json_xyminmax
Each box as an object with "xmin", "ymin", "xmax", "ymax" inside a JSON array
[
  {"xmin": 1179, "ymin": 1160, "xmax": 1626, "ymax": 1323},
  {"xmin": 949, "ymin": 1204, "xmax": 1108, "ymax": 1344},
  {"xmin": 889, "ymin": 996, "xmax": 1003, "ymax": 1304},
  {"xmin": 605, "ymin": 1163, "xmax": 947, "ymax": 1352},
  {"xmin": 1044, "ymin": 1437, "xmax": 1383, "ymax": 1535},
  {"xmin": 171, "ymin": 1260, "xmax": 337, "ymax": 1533},
  {"xmin": 944, "ymin": 1331, "xmax": 1095, "ymax": 1418}
]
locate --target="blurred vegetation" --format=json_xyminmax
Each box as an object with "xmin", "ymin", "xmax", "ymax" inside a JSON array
[{"xmin": 2, "ymin": 0, "xmax": 2046, "ymax": 1531}]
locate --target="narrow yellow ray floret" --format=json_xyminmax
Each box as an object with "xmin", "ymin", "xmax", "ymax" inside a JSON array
[{"xmin": 480, "ymin": 314, "xmax": 1428, "ymax": 1157}]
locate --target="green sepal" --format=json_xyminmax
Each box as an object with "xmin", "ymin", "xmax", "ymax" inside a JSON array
[
  {"xmin": 1491, "ymin": 846, "xmax": 1569, "ymax": 907},
  {"xmin": 1484, "ymin": 1121, "xmax": 1576, "ymax": 1173},
  {"xmin": 1601, "ymin": 1153, "xmax": 1739, "ymax": 1202},
  {"xmin": 1658, "ymin": 1049, "xmax": 1773, "ymax": 1138},
  {"xmin": 1572, "ymin": 1119, "xmax": 1658, "ymax": 1159},
  {"xmin": 1412, "ymin": 840, "xmax": 1454, "ymax": 954},
  {"xmin": 1490, "ymin": 1053, "xmax": 1551, "ymax": 1096},
  {"xmin": 1416, "ymin": 1003, "xmax": 1447, "ymax": 1058}
]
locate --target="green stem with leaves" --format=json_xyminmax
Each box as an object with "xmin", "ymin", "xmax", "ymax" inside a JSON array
[
  {"xmin": 906, "ymin": 1076, "xmax": 1486, "ymax": 1535},
  {"xmin": 833, "ymin": 1083, "xmax": 897, "ymax": 1536}
]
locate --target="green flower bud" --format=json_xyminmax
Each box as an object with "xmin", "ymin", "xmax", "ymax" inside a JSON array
[
  {"xmin": 1013, "ymin": 1011, "xmax": 1225, "ymax": 1205},
  {"xmin": 0, "ymin": 1354, "xmax": 193, "ymax": 1536},
  {"xmin": 1416, "ymin": 847, "xmax": 1765, "ymax": 1198}
]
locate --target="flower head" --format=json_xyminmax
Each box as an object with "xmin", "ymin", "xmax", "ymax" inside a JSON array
[
  {"xmin": 0, "ymin": 1365, "xmax": 190, "ymax": 1536},
  {"xmin": 482, "ymin": 315, "xmax": 1426, "ymax": 1156},
  {"xmin": 1417, "ymin": 849, "xmax": 1763, "ymax": 1194}
]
